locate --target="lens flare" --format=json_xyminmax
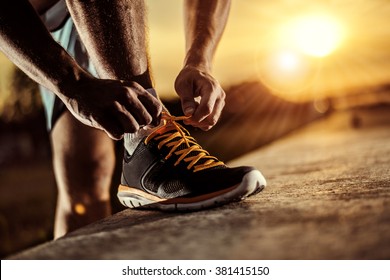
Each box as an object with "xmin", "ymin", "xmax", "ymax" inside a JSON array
[
  {"xmin": 276, "ymin": 51, "xmax": 300, "ymax": 71},
  {"xmin": 256, "ymin": 48, "xmax": 320, "ymax": 95},
  {"xmin": 286, "ymin": 15, "xmax": 343, "ymax": 57}
]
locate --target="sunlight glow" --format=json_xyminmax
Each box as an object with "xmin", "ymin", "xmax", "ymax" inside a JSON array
[
  {"xmin": 255, "ymin": 12, "xmax": 348, "ymax": 98},
  {"xmin": 276, "ymin": 51, "xmax": 300, "ymax": 71},
  {"xmin": 256, "ymin": 49, "xmax": 319, "ymax": 95},
  {"xmin": 286, "ymin": 15, "xmax": 343, "ymax": 57}
]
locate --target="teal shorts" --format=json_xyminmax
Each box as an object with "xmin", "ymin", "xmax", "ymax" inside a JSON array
[{"xmin": 39, "ymin": 1, "xmax": 97, "ymax": 130}]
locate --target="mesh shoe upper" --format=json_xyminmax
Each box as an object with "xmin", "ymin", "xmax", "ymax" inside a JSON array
[{"xmin": 121, "ymin": 113, "xmax": 256, "ymax": 199}]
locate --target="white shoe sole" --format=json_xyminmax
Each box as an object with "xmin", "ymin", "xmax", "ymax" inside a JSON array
[{"xmin": 117, "ymin": 170, "xmax": 266, "ymax": 211}]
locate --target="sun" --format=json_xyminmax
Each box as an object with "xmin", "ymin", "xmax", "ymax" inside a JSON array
[{"xmin": 284, "ymin": 14, "xmax": 343, "ymax": 57}]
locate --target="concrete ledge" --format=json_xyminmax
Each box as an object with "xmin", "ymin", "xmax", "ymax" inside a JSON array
[{"xmin": 9, "ymin": 106, "xmax": 390, "ymax": 259}]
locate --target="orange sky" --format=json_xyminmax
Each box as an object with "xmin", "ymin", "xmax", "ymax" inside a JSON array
[
  {"xmin": 148, "ymin": 0, "xmax": 390, "ymax": 101},
  {"xmin": 1, "ymin": 0, "xmax": 390, "ymax": 105}
]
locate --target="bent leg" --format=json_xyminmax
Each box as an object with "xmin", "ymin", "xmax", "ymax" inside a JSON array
[
  {"xmin": 65, "ymin": 0, "xmax": 153, "ymax": 89},
  {"xmin": 51, "ymin": 111, "xmax": 115, "ymax": 238},
  {"xmin": 66, "ymin": 0, "xmax": 158, "ymax": 154}
]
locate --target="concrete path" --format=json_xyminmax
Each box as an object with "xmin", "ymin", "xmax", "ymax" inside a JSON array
[{"xmin": 9, "ymin": 106, "xmax": 390, "ymax": 259}]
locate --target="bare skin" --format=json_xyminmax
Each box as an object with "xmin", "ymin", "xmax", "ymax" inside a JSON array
[
  {"xmin": 0, "ymin": 0, "xmax": 162, "ymax": 140},
  {"xmin": 51, "ymin": 112, "xmax": 114, "ymax": 237},
  {"xmin": 0, "ymin": 0, "xmax": 231, "ymax": 237},
  {"xmin": 176, "ymin": 0, "xmax": 231, "ymax": 131}
]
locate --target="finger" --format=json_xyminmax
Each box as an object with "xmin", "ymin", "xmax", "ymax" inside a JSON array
[
  {"xmin": 129, "ymin": 100, "xmax": 153, "ymax": 127},
  {"xmin": 191, "ymin": 84, "xmax": 217, "ymax": 123},
  {"xmin": 106, "ymin": 131, "xmax": 123, "ymax": 141},
  {"xmin": 121, "ymin": 91, "xmax": 153, "ymax": 127},
  {"xmin": 137, "ymin": 91, "xmax": 163, "ymax": 126},
  {"xmin": 186, "ymin": 94, "xmax": 225, "ymax": 130},
  {"xmin": 93, "ymin": 115, "xmax": 124, "ymax": 140},
  {"xmin": 115, "ymin": 109, "xmax": 140, "ymax": 134},
  {"xmin": 208, "ymin": 94, "xmax": 225, "ymax": 126},
  {"xmin": 175, "ymin": 81, "xmax": 197, "ymax": 117},
  {"xmin": 121, "ymin": 82, "xmax": 162, "ymax": 126},
  {"xmin": 197, "ymin": 103, "xmax": 224, "ymax": 131}
]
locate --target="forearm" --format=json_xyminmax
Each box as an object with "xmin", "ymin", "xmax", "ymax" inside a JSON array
[
  {"xmin": 183, "ymin": 0, "xmax": 231, "ymax": 71},
  {"xmin": 0, "ymin": 0, "xmax": 90, "ymax": 101}
]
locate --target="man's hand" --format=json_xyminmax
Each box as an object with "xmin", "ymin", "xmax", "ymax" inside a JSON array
[
  {"xmin": 176, "ymin": 0, "xmax": 231, "ymax": 130},
  {"xmin": 63, "ymin": 77, "xmax": 162, "ymax": 140},
  {"xmin": 1, "ymin": 1, "xmax": 162, "ymax": 141},
  {"xmin": 175, "ymin": 66, "xmax": 225, "ymax": 131}
]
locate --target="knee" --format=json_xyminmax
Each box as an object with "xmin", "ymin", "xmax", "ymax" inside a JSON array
[
  {"xmin": 53, "ymin": 142, "xmax": 115, "ymax": 202},
  {"xmin": 81, "ymin": 150, "xmax": 115, "ymax": 194},
  {"xmin": 63, "ymin": 147, "xmax": 115, "ymax": 199},
  {"xmin": 51, "ymin": 112, "xmax": 116, "ymax": 205}
]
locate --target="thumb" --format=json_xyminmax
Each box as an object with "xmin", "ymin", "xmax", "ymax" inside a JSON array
[
  {"xmin": 181, "ymin": 98, "xmax": 196, "ymax": 117},
  {"xmin": 175, "ymin": 72, "xmax": 197, "ymax": 116},
  {"xmin": 105, "ymin": 128, "xmax": 124, "ymax": 141},
  {"xmin": 180, "ymin": 93, "xmax": 196, "ymax": 117}
]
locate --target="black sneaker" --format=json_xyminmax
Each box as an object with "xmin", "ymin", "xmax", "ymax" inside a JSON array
[{"xmin": 117, "ymin": 112, "xmax": 266, "ymax": 211}]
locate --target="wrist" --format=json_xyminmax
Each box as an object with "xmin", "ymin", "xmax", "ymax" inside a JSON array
[
  {"xmin": 54, "ymin": 52, "xmax": 94, "ymax": 101},
  {"xmin": 184, "ymin": 50, "xmax": 212, "ymax": 73}
]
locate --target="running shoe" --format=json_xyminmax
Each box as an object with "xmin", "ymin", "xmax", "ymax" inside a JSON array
[{"xmin": 117, "ymin": 112, "xmax": 266, "ymax": 211}]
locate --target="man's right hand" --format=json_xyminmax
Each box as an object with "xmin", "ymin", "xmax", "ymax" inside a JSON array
[
  {"xmin": 62, "ymin": 76, "xmax": 162, "ymax": 140},
  {"xmin": 0, "ymin": 1, "xmax": 161, "ymax": 140}
]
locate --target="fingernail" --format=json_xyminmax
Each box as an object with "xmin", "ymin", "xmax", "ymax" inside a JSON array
[{"xmin": 185, "ymin": 107, "xmax": 194, "ymax": 116}]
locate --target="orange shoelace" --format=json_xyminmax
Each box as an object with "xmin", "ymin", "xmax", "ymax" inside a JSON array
[{"xmin": 145, "ymin": 112, "xmax": 224, "ymax": 172}]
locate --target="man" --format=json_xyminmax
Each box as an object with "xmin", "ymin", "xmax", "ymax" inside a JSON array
[{"xmin": 0, "ymin": 0, "xmax": 266, "ymax": 238}]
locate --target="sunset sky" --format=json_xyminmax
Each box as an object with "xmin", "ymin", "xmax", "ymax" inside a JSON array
[
  {"xmin": 1, "ymin": 0, "xmax": 390, "ymax": 107},
  {"xmin": 147, "ymin": 0, "xmax": 390, "ymax": 101}
]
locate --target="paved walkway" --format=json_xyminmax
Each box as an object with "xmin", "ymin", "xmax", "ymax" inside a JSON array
[{"xmin": 10, "ymin": 106, "xmax": 390, "ymax": 259}]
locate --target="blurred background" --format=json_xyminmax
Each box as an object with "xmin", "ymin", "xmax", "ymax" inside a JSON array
[{"xmin": 1, "ymin": 0, "xmax": 390, "ymax": 258}]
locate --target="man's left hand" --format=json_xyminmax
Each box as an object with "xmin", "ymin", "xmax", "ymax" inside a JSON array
[{"xmin": 175, "ymin": 66, "xmax": 225, "ymax": 131}]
